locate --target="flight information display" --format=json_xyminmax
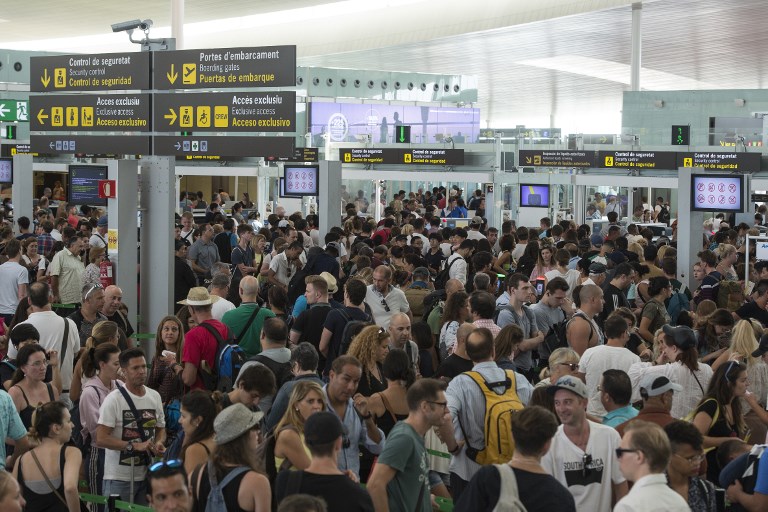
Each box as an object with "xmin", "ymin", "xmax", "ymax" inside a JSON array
[
  {"xmin": 68, "ymin": 165, "xmax": 107, "ymax": 206},
  {"xmin": 0, "ymin": 158, "xmax": 12, "ymax": 183}
]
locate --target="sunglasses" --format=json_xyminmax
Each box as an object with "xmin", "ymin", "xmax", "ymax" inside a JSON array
[
  {"xmin": 582, "ymin": 453, "xmax": 592, "ymax": 477},
  {"xmin": 380, "ymin": 297, "xmax": 390, "ymax": 312},
  {"xmin": 84, "ymin": 283, "xmax": 103, "ymax": 300},
  {"xmin": 615, "ymin": 448, "xmax": 641, "ymax": 459},
  {"xmin": 559, "ymin": 363, "xmax": 579, "ymax": 371},
  {"xmin": 149, "ymin": 459, "xmax": 182, "ymax": 473}
]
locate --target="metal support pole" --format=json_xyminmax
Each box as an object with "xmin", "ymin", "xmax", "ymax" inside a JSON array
[
  {"xmin": 11, "ymin": 155, "xmax": 33, "ymax": 233},
  {"xmin": 139, "ymin": 156, "xmax": 175, "ymax": 361},
  {"xmin": 630, "ymin": 2, "xmax": 642, "ymax": 92}
]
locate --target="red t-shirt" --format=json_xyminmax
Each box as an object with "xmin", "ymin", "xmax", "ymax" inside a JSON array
[{"xmin": 181, "ymin": 319, "xmax": 228, "ymax": 390}]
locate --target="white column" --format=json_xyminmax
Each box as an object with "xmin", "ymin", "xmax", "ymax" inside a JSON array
[
  {"xmin": 676, "ymin": 167, "xmax": 703, "ymax": 290},
  {"xmin": 171, "ymin": 0, "xmax": 185, "ymax": 50},
  {"xmin": 318, "ymin": 161, "xmax": 342, "ymax": 241},
  {"xmin": 630, "ymin": 2, "xmax": 642, "ymax": 92}
]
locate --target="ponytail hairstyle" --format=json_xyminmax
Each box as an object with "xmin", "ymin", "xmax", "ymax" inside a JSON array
[
  {"xmin": 181, "ymin": 390, "xmax": 219, "ymax": 457},
  {"xmin": 84, "ymin": 320, "xmax": 119, "ymax": 350},
  {"xmin": 82, "ymin": 343, "xmax": 121, "ymax": 379},
  {"xmin": 11, "ymin": 343, "xmax": 47, "ymax": 386},
  {"xmin": 28, "ymin": 400, "xmax": 67, "ymax": 442}
]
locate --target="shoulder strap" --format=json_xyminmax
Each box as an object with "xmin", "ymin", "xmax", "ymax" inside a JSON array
[
  {"xmin": 15, "ymin": 385, "xmax": 30, "ymax": 407},
  {"xmin": 116, "ymin": 383, "xmax": 149, "ymax": 442},
  {"xmin": 199, "ymin": 321, "xmax": 226, "ymax": 345},
  {"xmin": 46, "ymin": 382, "xmax": 54, "ymax": 401},
  {"xmin": 60, "ymin": 317, "xmax": 69, "ymax": 371},
  {"xmin": 236, "ymin": 305, "xmax": 261, "ymax": 341},
  {"xmin": 377, "ymin": 392, "xmax": 399, "ymax": 424},
  {"xmin": 30, "ymin": 449, "xmax": 68, "ymax": 507},
  {"xmin": 198, "ymin": 442, "xmax": 211, "ymax": 456},
  {"xmin": 207, "ymin": 460, "xmax": 249, "ymax": 491},
  {"xmin": 494, "ymin": 464, "xmax": 526, "ymax": 511}
]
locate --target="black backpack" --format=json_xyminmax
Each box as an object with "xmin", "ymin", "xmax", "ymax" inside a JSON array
[
  {"xmin": 434, "ymin": 255, "xmax": 461, "ymax": 290},
  {"xmin": 657, "ymin": 205, "xmax": 671, "ymax": 225},
  {"xmin": 422, "ymin": 289, "xmax": 446, "ymax": 322},
  {"xmin": 333, "ymin": 309, "xmax": 373, "ymax": 358},
  {"xmin": 251, "ymin": 354, "xmax": 294, "ymax": 391}
]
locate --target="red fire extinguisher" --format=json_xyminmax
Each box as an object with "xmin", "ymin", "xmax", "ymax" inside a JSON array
[{"xmin": 100, "ymin": 257, "xmax": 114, "ymax": 288}]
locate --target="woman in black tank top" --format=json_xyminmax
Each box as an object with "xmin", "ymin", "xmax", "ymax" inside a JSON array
[
  {"xmin": 367, "ymin": 349, "xmax": 415, "ymax": 435},
  {"xmin": 13, "ymin": 401, "xmax": 82, "ymax": 512},
  {"xmin": 191, "ymin": 404, "xmax": 271, "ymax": 512},
  {"xmin": 8, "ymin": 344, "xmax": 59, "ymax": 431},
  {"xmin": 179, "ymin": 391, "xmax": 217, "ymax": 477}
]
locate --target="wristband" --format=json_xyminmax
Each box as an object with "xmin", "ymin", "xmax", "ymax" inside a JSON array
[
  {"xmin": 449, "ymin": 444, "xmax": 461, "ymax": 454},
  {"xmin": 360, "ymin": 413, "xmax": 372, "ymax": 420}
]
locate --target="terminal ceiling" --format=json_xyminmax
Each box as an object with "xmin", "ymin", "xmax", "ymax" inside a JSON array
[{"xmin": 2, "ymin": 0, "xmax": 767, "ymax": 132}]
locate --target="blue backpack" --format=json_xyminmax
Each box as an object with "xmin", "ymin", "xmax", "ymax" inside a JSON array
[
  {"xmin": 199, "ymin": 322, "xmax": 247, "ymax": 392},
  {"xmin": 667, "ymin": 287, "xmax": 690, "ymax": 326}
]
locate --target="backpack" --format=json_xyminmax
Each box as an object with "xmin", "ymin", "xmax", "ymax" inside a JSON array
[
  {"xmin": 459, "ymin": 370, "xmax": 524, "ymax": 465},
  {"xmin": 70, "ymin": 386, "xmax": 103, "ymax": 457},
  {"xmin": 198, "ymin": 322, "xmax": 247, "ymax": 393},
  {"xmin": 422, "ymin": 290, "xmax": 446, "ymax": 322},
  {"xmin": 204, "ymin": 461, "xmax": 249, "ymax": 512},
  {"xmin": 717, "ymin": 278, "xmax": 744, "ymax": 312},
  {"xmin": 164, "ymin": 429, "xmax": 185, "ymax": 462},
  {"xmin": 667, "ymin": 288, "xmax": 690, "ymax": 326},
  {"xmin": 434, "ymin": 255, "xmax": 461, "ymax": 290},
  {"xmin": 657, "ymin": 205, "xmax": 671, "ymax": 225},
  {"xmin": 336, "ymin": 309, "xmax": 373, "ymax": 358},
  {"xmin": 728, "ymin": 444, "xmax": 767, "ymax": 495},
  {"xmin": 251, "ymin": 354, "xmax": 294, "ymax": 391},
  {"xmin": 494, "ymin": 464, "xmax": 527, "ymax": 512},
  {"xmin": 542, "ymin": 311, "xmax": 594, "ymax": 355}
]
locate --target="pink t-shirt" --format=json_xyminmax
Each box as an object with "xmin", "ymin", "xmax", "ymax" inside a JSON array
[{"xmin": 182, "ymin": 319, "xmax": 228, "ymax": 390}]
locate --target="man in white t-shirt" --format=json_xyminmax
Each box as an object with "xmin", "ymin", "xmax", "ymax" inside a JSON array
[
  {"xmin": 89, "ymin": 215, "xmax": 109, "ymax": 248},
  {"xmin": 578, "ymin": 315, "xmax": 640, "ymax": 419},
  {"xmin": 0, "ymin": 239, "xmax": 28, "ymax": 324},
  {"xmin": 209, "ymin": 273, "xmax": 236, "ymax": 320},
  {"xmin": 12, "ymin": 281, "xmax": 79, "ymax": 406},
  {"xmin": 365, "ymin": 265, "xmax": 411, "ymax": 329},
  {"xmin": 542, "ymin": 376, "xmax": 628, "ymax": 512},
  {"xmin": 544, "ymin": 248, "xmax": 581, "ymax": 300},
  {"xmin": 97, "ymin": 348, "xmax": 165, "ymax": 506}
]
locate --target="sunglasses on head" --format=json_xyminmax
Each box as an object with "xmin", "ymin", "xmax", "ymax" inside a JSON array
[{"xmin": 149, "ymin": 459, "xmax": 182, "ymax": 473}]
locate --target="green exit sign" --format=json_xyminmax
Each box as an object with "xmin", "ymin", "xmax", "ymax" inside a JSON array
[
  {"xmin": 395, "ymin": 125, "xmax": 411, "ymax": 144},
  {"xmin": 672, "ymin": 125, "xmax": 690, "ymax": 145},
  {"xmin": 0, "ymin": 100, "xmax": 28, "ymax": 122}
]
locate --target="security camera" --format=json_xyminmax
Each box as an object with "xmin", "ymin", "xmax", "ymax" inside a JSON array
[{"xmin": 111, "ymin": 19, "xmax": 152, "ymax": 33}]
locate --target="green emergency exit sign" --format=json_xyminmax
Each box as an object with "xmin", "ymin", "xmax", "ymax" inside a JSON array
[{"xmin": 0, "ymin": 100, "xmax": 29, "ymax": 122}]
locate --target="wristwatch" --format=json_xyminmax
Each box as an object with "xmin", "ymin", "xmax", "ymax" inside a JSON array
[{"xmin": 125, "ymin": 441, "xmax": 134, "ymax": 452}]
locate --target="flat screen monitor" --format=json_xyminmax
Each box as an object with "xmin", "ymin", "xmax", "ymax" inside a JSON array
[
  {"xmin": 283, "ymin": 165, "xmax": 319, "ymax": 197},
  {"xmin": 691, "ymin": 174, "xmax": 744, "ymax": 213},
  {"xmin": 68, "ymin": 165, "xmax": 108, "ymax": 207},
  {"xmin": 520, "ymin": 184, "xmax": 550, "ymax": 208},
  {"xmin": 279, "ymin": 178, "xmax": 301, "ymax": 199},
  {"xmin": 0, "ymin": 158, "xmax": 12, "ymax": 184}
]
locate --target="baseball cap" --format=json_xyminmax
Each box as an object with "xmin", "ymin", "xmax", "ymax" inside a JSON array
[
  {"xmin": 278, "ymin": 219, "xmax": 289, "ymax": 228},
  {"xmin": 547, "ymin": 375, "xmax": 588, "ymax": 399},
  {"xmin": 639, "ymin": 375, "xmax": 683, "ymax": 398},
  {"xmin": 752, "ymin": 333, "xmax": 768, "ymax": 358},
  {"xmin": 304, "ymin": 411, "xmax": 344, "ymax": 446},
  {"xmin": 471, "ymin": 216, "xmax": 483, "ymax": 226},
  {"xmin": 590, "ymin": 234, "xmax": 604, "ymax": 247},
  {"xmin": 662, "ymin": 324, "xmax": 697, "ymax": 350},
  {"xmin": 588, "ymin": 262, "xmax": 607, "ymax": 275},
  {"xmin": 97, "ymin": 215, "xmax": 108, "ymax": 227}
]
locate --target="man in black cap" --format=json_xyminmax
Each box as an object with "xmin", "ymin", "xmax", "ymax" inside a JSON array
[
  {"xmin": 274, "ymin": 411, "xmax": 374, "ymax": 511},
  {"xmin": 585, "ymin": 262, "xmax": 607, "ymax": 288}
]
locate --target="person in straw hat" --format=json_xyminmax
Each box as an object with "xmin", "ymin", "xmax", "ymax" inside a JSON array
[{"xmin": 178, "ymin": 287, "xmax": 231, "ymax": 391}]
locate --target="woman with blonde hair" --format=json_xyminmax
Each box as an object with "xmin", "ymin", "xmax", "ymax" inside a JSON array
[
  {"xmin": 535, "ymin": 347, "xmax": 580, "ymax": 389},
  {"xmin": 347, "ymin": 325, "xmax": 390, "ymax": 397},
  {"xmin": 12, "ymin": 401, "xmax": 81, "ymax": 512},
  {"xmin": 715, "ymin": 243, "xmax": 739, "ymax": 281},
  {"xmin": 354, "ymin": 267, "xmax": 374, "ymax": 285},
  {"xmin": 69, "ymin": 320, "xmax": 119, "ymax": 402},
  {"xmin": 0, "ymin": 470, "xmax": 25, "ymax": 511},
  {"xmin": 711, "ymin": 319, "xmax": 768, "ymax": 441},
  {"xmin": 273, "ymin": 381, "xmax": 327, "ymax": 472}
]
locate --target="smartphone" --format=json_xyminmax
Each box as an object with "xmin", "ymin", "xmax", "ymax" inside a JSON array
[
  {"xmin": 162, "ymin": 350, "xmax": 176, "ymax": 359},
  {"xmin": 535, "ymin": 277, "xmax": 546, "ymax": 297}
]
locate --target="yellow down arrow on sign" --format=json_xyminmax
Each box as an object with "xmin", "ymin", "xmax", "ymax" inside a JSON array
[{"xmin": 41, "ymin": 69, "xmax": 51, "ymax": 88}]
